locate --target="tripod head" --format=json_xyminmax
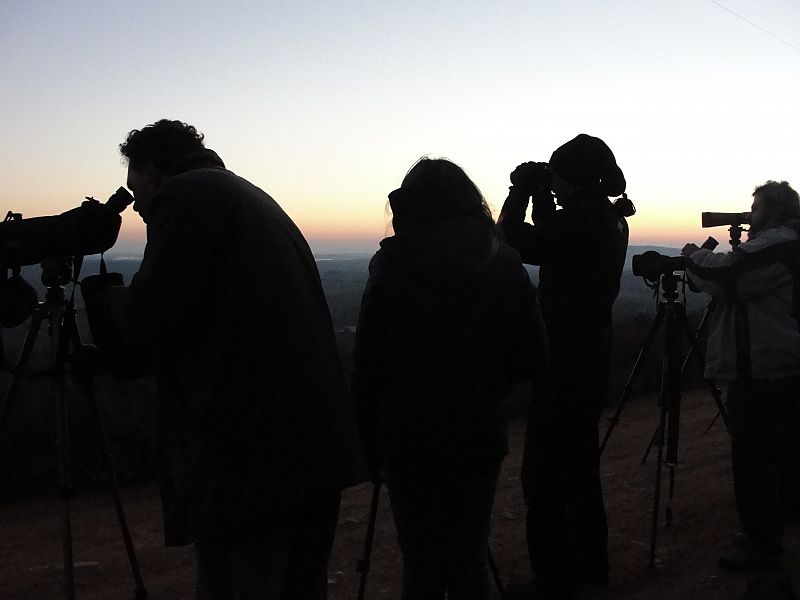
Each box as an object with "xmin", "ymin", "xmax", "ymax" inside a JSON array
[
  {"xmin": 658, "ymin": 271, "xmax": 681, "ymax": 302},
  {"xmin": 728, "ymin": 224, "xmax": 746, "ymax": 248},
  {"xmin": 39, "ymin": 257, "xmax": 76, "ymax": 309}
]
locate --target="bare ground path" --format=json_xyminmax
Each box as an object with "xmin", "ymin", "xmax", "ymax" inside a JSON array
[{"xmin": 1, "ymin": 390, "xmax": 798, "ymax": 599}]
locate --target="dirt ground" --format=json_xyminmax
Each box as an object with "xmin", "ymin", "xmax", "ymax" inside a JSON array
[{"xmin": 1, "ymin": 390, "xmax": 798, "ymax": 600}]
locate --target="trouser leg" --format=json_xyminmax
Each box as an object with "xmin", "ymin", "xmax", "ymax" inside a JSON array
[
  {"xmin": 522, "ymin": 400, "xmax": 570, "ymax": 592},
  {"xmin": 522, "ymin": 367, "xmax": 608, "ymax": 590},
  {"xmin": 443, "ymin": 463, "xmax": 500, "ymax": 600},
  {"xmin": 565, "ymin": 403, "xmax": 608, "ymax": 579},
  {"xmin": 387, "ymin": 459, "xmax": 501, "ymax": 600},
  {"xmin": 282, "ymin": 489, "xmax": 341, "ymax": 600},
  {"xmin": 194, "ymin": 489, "xmax": 341, "ymax": 600},
  {"xmin": 196, "ymin": 539, "xmax": 288, "ymax": 600},
  {"xmin": 727, "ymin": 379, "xmax": 785, "ymax": 553},
  {"xmin": 778, "ymin": 384, "xmax": 800, "ymax": 525}
]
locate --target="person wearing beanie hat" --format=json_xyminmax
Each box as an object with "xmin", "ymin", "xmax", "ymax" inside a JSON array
[
  {"xmin": 549, "ymin": 134, "xmax": 627, "ymax": 198},
  {"xmin": 498, "ymin": 134, "xmax": 634, "ymax": 600}
]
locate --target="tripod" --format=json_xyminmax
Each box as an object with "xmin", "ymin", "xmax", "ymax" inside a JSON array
[
  {"xmin": 599, "ymin": 270, "xmax": 729, "ymax": 566},
  {"xmin": 0, "ymin": 262, "xmax": 147, "ymax": 600},
  {"xmin": 355, "ymin": 482, "xmax": 506, "ymax": 599}
]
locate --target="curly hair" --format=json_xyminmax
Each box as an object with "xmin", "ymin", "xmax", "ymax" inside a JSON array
[{"xmin": 120, "ymin": 119, "xmax": 205, "ymax": 172}]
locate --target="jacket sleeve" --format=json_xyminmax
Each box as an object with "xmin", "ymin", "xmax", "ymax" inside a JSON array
[
  {"xmin": 109, "ymin": 184, "xmax": 220, "ymax": 366},
  {"xmin": 351, "ymin": 254, "xmax": 391, "ymax": 476},
  {"xmin": 497, "ymin": 186, "xmax": 556, "ymax": 265},
  {"xmin": 503, "ymin": 271, "xmax": 548, "ymax": 385},
  {"xmin": 684, "ymin": 247, "xmax": 736, "ymax": 298},
  {"xmin": 686, "ymin": 234, "xmax": 797, "ymax": 301},
  {"xmin": 733, "ymin": 235, "xmax": 798, "ymax": 301}
]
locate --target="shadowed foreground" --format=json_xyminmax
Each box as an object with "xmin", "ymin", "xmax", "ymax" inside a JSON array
[{"xmin": 1, "ymin": 390, "xmax": 798, "ymax": 599}]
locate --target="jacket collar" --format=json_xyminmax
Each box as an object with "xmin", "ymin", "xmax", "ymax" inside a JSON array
[{"xmin": 168, "ymin": 148, "xmax": 226, "ymax": 176}]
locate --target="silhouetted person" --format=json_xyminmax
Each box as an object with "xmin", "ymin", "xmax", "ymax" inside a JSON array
[
  {"xmin": 682, "ymin": 181, "xmax": 800, "ymax": 572},
  {"xmin": 353, "ymin": 157, "xmax": 541, "ymax": 600},
  {"xmin": 83, "ymin": 119, "xmax": 364, "ymax": 600},
  {"xmin": 498, "ymin": 134, "xmax": 634, "ymax": 600}
]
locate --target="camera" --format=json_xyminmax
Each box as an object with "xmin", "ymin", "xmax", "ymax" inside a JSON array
[
  {"xmin": 701, "ymin": 211, "xmax": 750, "ymax": 228},
  {"xmin": 631, "ymin": 251, "xmax": 685, "ymax": 280},
  {"xmin": 0, "ymin": 187, "xmax": 134, "ymax": 327},
  {"xmin": 631, "ymin": 235, "xmax": 719, "ymax": 281},
  {"xmin": 510, "ymin": 161, "xmax": 552, "ymax": 192},
  {"xmin": 0, "ymin": 187, "xmax": 133, "ymax": 268}
]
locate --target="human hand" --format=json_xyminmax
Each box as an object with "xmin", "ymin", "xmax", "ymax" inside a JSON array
[
  {"xmin": 510, "ymin": 162, "xmax": 550, "ymax": 191},
  {"xmin": 681, "ymin": 243, "xmax": 700, "ymax": 257}
]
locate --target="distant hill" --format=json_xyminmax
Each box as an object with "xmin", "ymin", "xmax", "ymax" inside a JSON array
[{"xmin": 14, "ymin": 246, "xmax": 707, "ymax": 328}]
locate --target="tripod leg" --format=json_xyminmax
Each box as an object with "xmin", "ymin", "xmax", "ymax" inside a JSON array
[
  {"xmin": 83, "ymin": 382, "xmax": 148, "ymax": 599},
  {"xmin": 600, "ymin": 304, "xmax": 663, "ymax": 455},
  {"xmin": 649, "ymin": 397, "xmax": 668, "ymax": 567},
  {"xmin": 488, "ymin": 546, "xmax": 505, "ymax": 599},
  {"xmin": 641, "ymin": 391, "xmax": 682, "ymax": 470},
  {"xmin": 640, "ymin": 425, "xmax": 659, "ymax": 465},
  {"xmin": 51, "ymin": 305, "xmax": 76, "ymax": 600},
  {"xmin": 648, "ymin": 299, "xmax": 684, "ymax": 566},
  {"xmin": 663, "ymin": 382, "xmax": 682, "ymax": 532},
  {"xmin": 0, "ymin": 311, "xmax": 44, "ymax": 435},
  {"xmin": 705, "ymin": 409, "xmax": 725, "ymax": 434},
  {"xmin": 65, "ymin": 305, "xmax": 148, "ymax": 599},
  {"xmin": 679, "ymin": 318, "xmax": 730, "ymax": 432},
  {"xmin": 703, "ymin": 387, "xmax": 728, "ymax": 433},
  {"xmin": 357, "ymin": 482, "xmax": 381, "ymax": 600},
  {"xmin": 665, "ymin": 465, "xmax": 677, "ymax": 528},
  {"xmin": 678, "ymin": 299, "xmax": 716, "ymax": 376}
]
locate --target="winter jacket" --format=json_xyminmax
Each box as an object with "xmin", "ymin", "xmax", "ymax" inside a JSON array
[
  {"xmin": 352, "ymin": 217, "xmax": 541, "ymax": 469},
  {"xmin": 498, "ymin": 188, "xmax": 628, "ymax": 375},
  {"xmin": 111, "ymin": 149, "xmax": 364, "ymax": 545},
  {"xmin": 684, "ymin": 223, "xmax": 800, "ymax": 382},
  {"xmin": 499, "ymin": 188, "xmax": 628, "ymax": 334}
]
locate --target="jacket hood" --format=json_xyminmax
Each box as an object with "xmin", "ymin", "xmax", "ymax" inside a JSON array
[{"xmin": 377, "ymin": 216, "xmax": 500, "ymax": 292}]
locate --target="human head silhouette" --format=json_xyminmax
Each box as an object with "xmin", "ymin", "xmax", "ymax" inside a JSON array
[
  {"xmin": 388, "ymin": 157, "xmax": 493, "ymax": 234},
  {"xmin": 119, "ymin": 119, "xmax": 206, "ymax": 224},
  {"xmin": 549, "ymin": 134, "xmax": 634, "ymax": 217}
]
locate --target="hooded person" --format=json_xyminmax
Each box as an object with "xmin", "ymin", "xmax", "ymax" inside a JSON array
[
  {"xmin": 352, "ymin": 157, "xmax": 543, "ymax": 600},
  {"xmin": 498, "ymin": 134, "xmax": 635, "ymax": 600}
]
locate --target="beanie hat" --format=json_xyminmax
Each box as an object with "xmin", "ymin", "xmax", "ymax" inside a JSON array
[{"xmin": 549, "ymin": 134, "xmax": 626, "ymax": 197}]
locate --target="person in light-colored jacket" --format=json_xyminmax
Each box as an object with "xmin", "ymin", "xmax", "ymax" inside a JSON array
[{"xmin": 683, "ymin": 180, "xmax": 800, "ymax": 572}]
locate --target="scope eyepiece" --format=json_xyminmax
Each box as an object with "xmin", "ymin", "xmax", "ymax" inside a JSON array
[{"xmin": 100, "ymin": 187, "xmax": 134, "ymax": 214}]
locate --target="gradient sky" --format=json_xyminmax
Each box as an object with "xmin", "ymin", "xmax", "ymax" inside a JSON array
[{"xmin": 1, "ymin": 0, "xmax": 798, "ymax": 255}]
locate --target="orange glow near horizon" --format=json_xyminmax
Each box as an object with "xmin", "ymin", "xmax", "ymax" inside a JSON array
[
  {"xmin": 114, "ymin": 212, "xmax": 389, "ymax": 255},
  {"xmin": 113, "ymin": 208, "xmax": 711, "ymax": 256},
  {"xmin": 627, "ymin": 207, "xmax": 737, "ymax": 250}
]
